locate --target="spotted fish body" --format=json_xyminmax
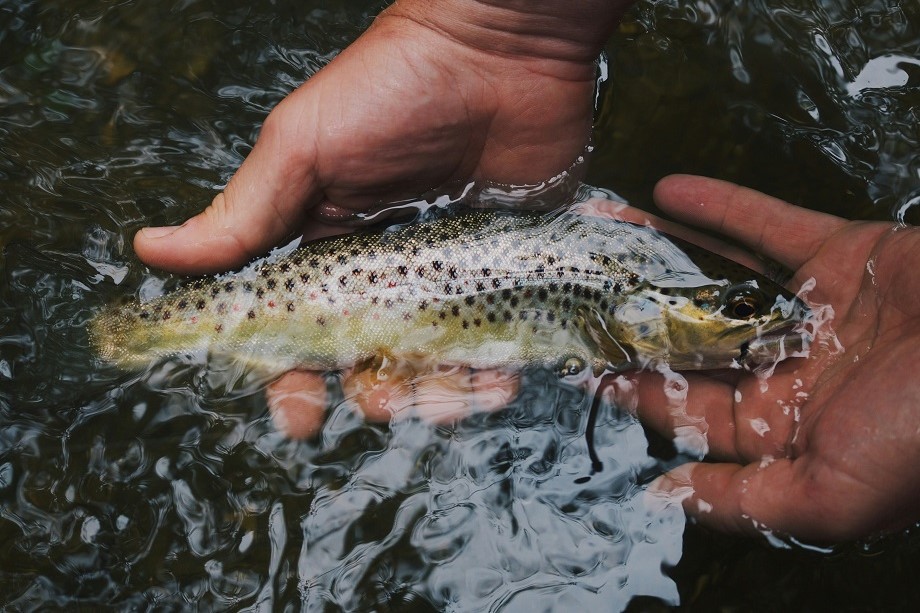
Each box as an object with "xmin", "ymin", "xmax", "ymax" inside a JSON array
[{"xmin": 90, "ymin": 209, "xmax": 807, "ymax": 375}]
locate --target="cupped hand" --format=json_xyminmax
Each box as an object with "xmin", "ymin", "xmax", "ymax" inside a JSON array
[
  {"xmin": 134, "ymin": 2, "xmax": 617, "ymax": 274},
  {"xmin": 638, "ymin": 174, "xmax": 920, "ymax": 542}
]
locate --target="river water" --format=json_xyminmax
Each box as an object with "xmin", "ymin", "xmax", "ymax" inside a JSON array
[{"xmin": 1, "ymin": 0, "xmax": 919, "ymax": 610}]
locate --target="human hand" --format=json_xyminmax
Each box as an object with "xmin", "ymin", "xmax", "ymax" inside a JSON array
[
  {"xmin": 134, "ymin": 0, "xmax": 630, "ymax": 274},
  {"xmin": 637, "ymin": 175, "xmax": 920, "ymax": 542}
]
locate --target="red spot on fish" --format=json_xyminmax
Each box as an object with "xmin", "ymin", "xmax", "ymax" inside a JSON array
[
  {"xmin": 233, "ymin": 304, "xmax": 240, "ymax": 312},
  {"xmin": 268, "ymin": 301, "xmax": 276, "ymax": 308},
  {"xmin": 387, "ymin": 281, "xmax": 397, "ymax": 288},
  {"xmin": 191, "ymin": 316, "xmax": 198, "ymax": 324},
  {"xmin": 343, "ymin": 309, "xmax": 350, "ymax": 316}
]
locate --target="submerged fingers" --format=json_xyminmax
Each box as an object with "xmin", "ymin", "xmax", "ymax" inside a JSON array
[{"xmin": 267, "ymin": 364, "xmax": 520, "ymax": 437}]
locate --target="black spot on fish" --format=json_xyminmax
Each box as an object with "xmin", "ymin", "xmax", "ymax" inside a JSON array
[
  {"xmin": 243, "ymin": 282, "xmax": 253, "ymax": 292},
  {"xmin": 481, "ymin": 267, "xmax": 492, "ymax": 277},
  {"xmin": 162, "ymin": 311, "xmax": 171, "ymax": 321},
  {"xmin": 195, "ymin": 300, "xmax": 206, "ymax": 311},
  {"xmin": 486, "ymin": 295, "xmax": 495, "ymax": 305},
  {"xmin": 210, "ymin": 287, "xmax": 220, "ymax": 298},
  {"xmin": 267, "ymin": 279, "xmax": 277, "ymax": 290},
  {"xmin": 547, "ymin": 311, "xmax": 556, "ymax": 322},
  {"xmin": 300, "ymin": 273, "xmax": 309, "ymax": 284},
  {"xmin": 139, "ymin": 311, "xmax": 149, "ymax": 319},
  {"xmin": 418, "ymin": 300, "xmax": 428, "ymax": 310},
  {"xmin": 473, "ymin": 318, "xmax": 481, "ymax": 327},
  {"xmin": 448, "ymin": 267, "xmax": 458, "ymax": 279},
  {"xmin": 464, "ymin": 296, "xmax": 475, "ymax": 306},
  {"xmin": 432, "ymin": 261, "xmax": 443, "ymax": 272},
  {"xmin": 368, "ymin": 272, "xmax": 378, "ymax": 284},
  {"xmin": 316, "ymin": 316, "xmax": 325, "ymax": 326},
  {"xmin": 444, "ymin": 283, "xmax": 453, "ymax": 294},
  {"xmin": 549, "ymin": 282, "xmax": 559, "ymax": 293},
  {"xmin": 503, "ymin": 310, "xmax": 513, "ymax": 322},
  {"xmin": 546, "ymin": 255, "xmax": 556, "ymax": 265},
  {"xmin": 510, "ymin": 296, "xmax": 519, "ymax": 308},
  {"xmin": 451, "ymin": 305, "xmax": 460, "ymax": 317},
  {"xmin": 215, "ymin": 324, "xmax": 223, "ymax": 333},
  {"xmin": 487, "ymin": 312, "xmax": 496, "ymax": 323},
  {"xmin": 476, "ymin": 282, "xmax": 486, "ymax": 292},
  {"xmin": 247, "ymin": 310, "xmax": 256, "ymax": 319},
  {"xmin": 613, "ymin": 283, "xmax": 622, "ymax": 293},
  {"xmin": 280, "ymin": 262, "xmax": 291, "ymax": 273},
  {"xmin": 518, "ymin": 311, "xmax": 528, "ymax": 321},
  {"xmin": 261, "ymin": 268, "xmax": 271, "ymax": 278},
  {"xmin": 337, "ymin": 254, "xmax": 347, "ymax": 265},
  {"xmin": 599, "ymin": 299, "xmax": 608, "ymax": 312},
  {"xmin": 371, "ymin": 296, "xmax": 379, "ymax": 305},
  {"xmin": 287, "ymin": 302, "xmax": 295, "ymax": 312},
  {"xmin": 397, "ymin": 265, "xmax": 408, "ymax": 276},
  {"xmin": 339, "ymin": 275, "xmax": 348, "ymax": 287},
  {"xmin": 416, "ymin": 266, "xmax": 426, "ymax": 278},
  {"xmin": 309, "ymin": 258, "xmax": 319, "ymax": 268},
  {"xmin": 256, "ymin": 288, "xmax": 265, "ymax": 299},
  {"xmin": 439, "ymin": 312, "xmax": 446, "ymax": 320},
  {"xmin": 562, "ymin": 298, "xmax": 572, "ymax": 311},
  {"xmin": 285, "ymin": 279, "xmax": 295, "ymax": 291},
  {"xmin": 384, "ymin": 299, "xmax": 394, "ymax": 308},
  {"xmin": 323, "ymin": 265, "xmax": 332, "ymax": 275},
  {"xmin": 492, "ymin": 278, "xmax": 502, "ymax": 289},
  {"xmin": 462, "ymin": 320, "xmax": 469, "ymax": 329},
  {"xmin": 177, "ymin": 299, "xmax": 188, "ymax": 310},
  {"xmin": 502, "ymin": 289, "xmax": 512, "ymax": 300},
  {"xmin": 562, "ymin": 283, "xmax": 572, "ymax": 294}
]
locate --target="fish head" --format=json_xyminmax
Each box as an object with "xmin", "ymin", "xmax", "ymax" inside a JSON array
[{"xmin": 602, "ymin": 278, "xmax": 810, "ymax": 371}]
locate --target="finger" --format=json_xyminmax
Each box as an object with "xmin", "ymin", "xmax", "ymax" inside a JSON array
[
  {"xmin": 579, "ymin": 197, "xmax": 768, "ymax": 272},
  {"xmin": 625, "ymin": 364, "xmax": 804, "ymax": 462},
  {"xmin": 266, "ymin": 369, "xmax": 330, "ymax": 439},
  {"xmin": 653, "ymin": 175, "xmax": 847, "ymax": 270},
  {"xmin": 343, "ymin": 365, "xmax": 519, "ymax": 424},
  {"xmin": 647, "ymin": 458, "xmax": 874, "ymax": 542},
  {"xmin": 134, "ymin": 97, "xmax": 323, "ymax": 274}
]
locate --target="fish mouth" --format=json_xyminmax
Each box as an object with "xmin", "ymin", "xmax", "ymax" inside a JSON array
[{"xmin": 738, "ymin": 323, "xmax": 809, "ymax": 367}]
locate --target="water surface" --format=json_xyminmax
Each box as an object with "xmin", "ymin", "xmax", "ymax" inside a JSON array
[{"xmin": 2, "ymin": 0, "xmax": 919, "ymax": 609}]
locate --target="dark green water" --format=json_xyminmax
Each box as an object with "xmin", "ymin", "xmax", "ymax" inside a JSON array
[{"xmin": 1, "ymin": 0, "xmax": 919, "ymax": 610}]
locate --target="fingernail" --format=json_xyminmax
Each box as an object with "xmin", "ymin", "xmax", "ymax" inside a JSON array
[{"xmin": 140, "ymin": 225, "xmax": 181, "ymax": 239}]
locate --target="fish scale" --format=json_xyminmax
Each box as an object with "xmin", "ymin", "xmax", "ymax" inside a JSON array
[{"xmin": 90, "ymin": 208, "xmax": 808, "ymax": 375}]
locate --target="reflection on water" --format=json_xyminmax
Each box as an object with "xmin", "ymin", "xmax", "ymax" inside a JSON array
[
  {"xmin": 593, "ymin": 0, "xmax": 920, "ymax": 223},
  {"xmin": 2, "ymin": 0, "xmax": 920, "ymax": 609}
]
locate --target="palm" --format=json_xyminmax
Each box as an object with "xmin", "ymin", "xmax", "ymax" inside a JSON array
[{"xmin": 646, "ymin": 176, "xmax": 920, "ymax": 541}]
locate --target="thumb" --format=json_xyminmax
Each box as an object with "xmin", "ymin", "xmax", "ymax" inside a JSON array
[{"xmin": 134, "ymin": 108, "xmax": 320, "ymax": 274}]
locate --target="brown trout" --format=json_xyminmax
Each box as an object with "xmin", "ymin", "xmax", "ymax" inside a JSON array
[{"xmin": 89, "ymin": 209, "xmax": 808, "ymax": 375}]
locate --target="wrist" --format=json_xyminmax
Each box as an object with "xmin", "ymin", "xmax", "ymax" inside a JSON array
[{"xmin": 382, "ymin": 0, "xmax": 628, "ymax": 74}]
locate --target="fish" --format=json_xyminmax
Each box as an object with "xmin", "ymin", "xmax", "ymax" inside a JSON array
[{"xmin": 89, "ymin": 208, "xmax": 809, "ymax": 376}]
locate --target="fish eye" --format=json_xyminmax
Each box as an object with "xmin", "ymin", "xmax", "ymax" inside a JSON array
[{"xmin": 724, "ymin": 288, "xmax": 764, "ymax": 320}]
